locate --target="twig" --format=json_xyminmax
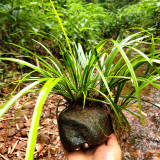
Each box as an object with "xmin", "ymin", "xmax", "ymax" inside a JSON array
[
  {"xmin": 0, "ymin": 153, "xmax": 9, "ymax": 160},
  {"xmin": 10, "ymin": 140, "xmax": 19, "ymax": 154},
  {"xmin": 13, "ymin": 136, "xmax": 28, "ymax": 141},
  {"xmin": 0, "ymin": 117, "xmax": 22, "ymax": 122}
]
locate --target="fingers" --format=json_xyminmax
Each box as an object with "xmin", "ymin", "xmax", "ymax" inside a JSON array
[
  {"xmin": 63, "ymin": 143, "xmax": 97, "ymax": 160},
  {"xmin": 106, "ymin": 133, "xmax": 122, "ymax": 160},
  {"xmin": 66, "ymin": 148, "xmax": 96, "ymax": 160},
  {"xmin": 63, "ymin": 134, "xmax": 122, "ymax": 160},
  {"xmin": 107, "ymin": 133, "xmax": 119, "ymax": 147}
]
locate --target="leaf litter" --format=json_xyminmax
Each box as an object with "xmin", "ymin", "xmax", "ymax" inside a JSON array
[
  {"xmin": 0, "ymin": 92, "xmax": 67, "ymax": 160},
  {"xmin": 0, "ymin": 91, "xmax": 160, "ymax": 159}
]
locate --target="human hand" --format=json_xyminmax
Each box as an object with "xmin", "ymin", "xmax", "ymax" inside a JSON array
[{"xmin": 63, "ymin": 133, "xmax": 122, "ymax": 160}]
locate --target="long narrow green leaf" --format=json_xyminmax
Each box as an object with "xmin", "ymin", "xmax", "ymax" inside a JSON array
[
  {"xmin": 6, "ymin": 94, "xmax": 37, "ymax": 139},
  {"xmin": 110, "ymin": 40, "xmax": 144, "ymax": 131},
  {"xmin": 0, "ymin": 58, "xmax": 52, "ymax": 77},
  {"xmin": 64, "ymin": 16, "xmax": 94, "ymax": 52},
  {"xmin": 94, "ymin": 89, "xmax": 122, "ymax": 129},
  {"xmin": 9, "ymin": 43, "xmax": 57, "ymax": 72},
  {"xmin": 93, "ymin": 65, "xmax": 113, "ymax": 99},
  {"xmin": 127, "ymin": 46, "xmax": 153, "ymax": 65},
  {"xmin": 32, "ymin": 40, "xmax": 62, "ymax": 76},
  {"xmin": 0, "ymin": 79, "xmax": 48, "ymax": 117},
  {"xmin": 50, "ymin": 0, "xmax": 73, "ymax": 56},
  {"xmin": 151, "ymin": 35, "xmax": 155, "ymax": 57},
  {"xmin": 11, "ymin": 71, "xmax": 36, "ymax": 97},
  {"xmin": 113, "ymin": 103, "xmax": 131, "ymax": 132},
  {"xmin": 25, "ymin": 77, "xmax": 62, "ymax": 160}
]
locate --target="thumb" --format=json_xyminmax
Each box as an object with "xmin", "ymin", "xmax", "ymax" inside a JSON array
[
  {"xmin": 107, "ymin": 133, "xmax": 119, "ymax": 147},
  {"xmin": 107, "ymin": 134, "xmax": 122, "ymax": 160}
]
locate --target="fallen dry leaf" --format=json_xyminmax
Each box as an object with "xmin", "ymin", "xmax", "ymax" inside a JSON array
[
  {"xmin": 0, "ymin": 124, "xmax": 4, "ymax": 129},
  {"xmin": 0, "ymin": 146, "xmax": 8, "ymax": 154},
  {"xmin": 37, "ymin": 141, "xmax": 46, "ymax": 153},
  {"xmin": 15, "ymin": 141, "xmax": 27, "ymax": 150},
  {"xmin": 24, "ymin": 120, "xmax": 31, "ymax": 127},
  {"xmin": 0, "ymin": 137, "xmax": 4, "ymax": 142},
  {"xmin": 41, "ymin": 119, "xmax": 51, "ymax": 125}
]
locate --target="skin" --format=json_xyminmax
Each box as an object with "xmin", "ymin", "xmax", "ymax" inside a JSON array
[{"xmin": 63, "ymin": 134, "xmax": 122, "ymax": 160}]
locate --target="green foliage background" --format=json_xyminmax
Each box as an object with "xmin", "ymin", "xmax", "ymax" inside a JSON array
[
  {"xmin": 0, "ymin": 0, "xmax": 159, "ymax": 51},
  {"xmin": 0, "ymin": 0, "xmax": 159, "ymax": 81}
]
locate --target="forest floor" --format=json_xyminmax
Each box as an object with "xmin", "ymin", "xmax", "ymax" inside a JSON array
[{"xmin": 0, "ymin": 85, "xmax": 160, "ymax": 160}]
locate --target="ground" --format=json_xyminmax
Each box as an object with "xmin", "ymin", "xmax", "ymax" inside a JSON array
[{"xmin": 0, "ymin": 87, "xmax": 160, "ymax": 160}]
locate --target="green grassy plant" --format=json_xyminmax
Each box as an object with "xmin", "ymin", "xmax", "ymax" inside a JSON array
[{"xmin": 0, "ymin": 1, "xmax": 160, "ymax": 160}]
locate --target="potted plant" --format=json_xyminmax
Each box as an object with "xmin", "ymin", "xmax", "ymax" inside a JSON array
[{"xmin": 0, "ymin": 1, "xmax": 160, "ymax": 159}]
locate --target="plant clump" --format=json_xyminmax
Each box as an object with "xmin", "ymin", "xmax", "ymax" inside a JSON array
[{"xmin": 0, "ymin": 1, "xmax": 160, "ymax": 159}]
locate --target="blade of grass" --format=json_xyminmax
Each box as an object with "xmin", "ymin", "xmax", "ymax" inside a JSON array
[
  {"xmin": 94, "ymin": 89, "xmax": 122, "ymax": 129},
  {"xmin": 0, "ymin": 58, "xmax": 52, "ymax": 77},
  {"xmin": 50, "ymin": 0, "xmax": 73, "ymax": 56},
  {"xmin": 0, "ymin": 78, "xmax": 48, "ymax": 117},
  {"xmin": 11, "ymin": 70, "xmax": 36, "ymax": 97},
  {"xmin": 25, "ymin": 77, "xmax": 62, "ymax": 160},
  {"xmin": 8, "ymin": 43, "xmax": 58, "ymax": 73},
  {"xmin": 110, "ymin": 40, "xmax": 144, "ymax": 131},
  {"xmin": 5, "ymin": 94, "xmax": 38, "ymax": 139},
  {"xmin": 93, "ymin": 65, "xmax": 113, "ymax": 99}
]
